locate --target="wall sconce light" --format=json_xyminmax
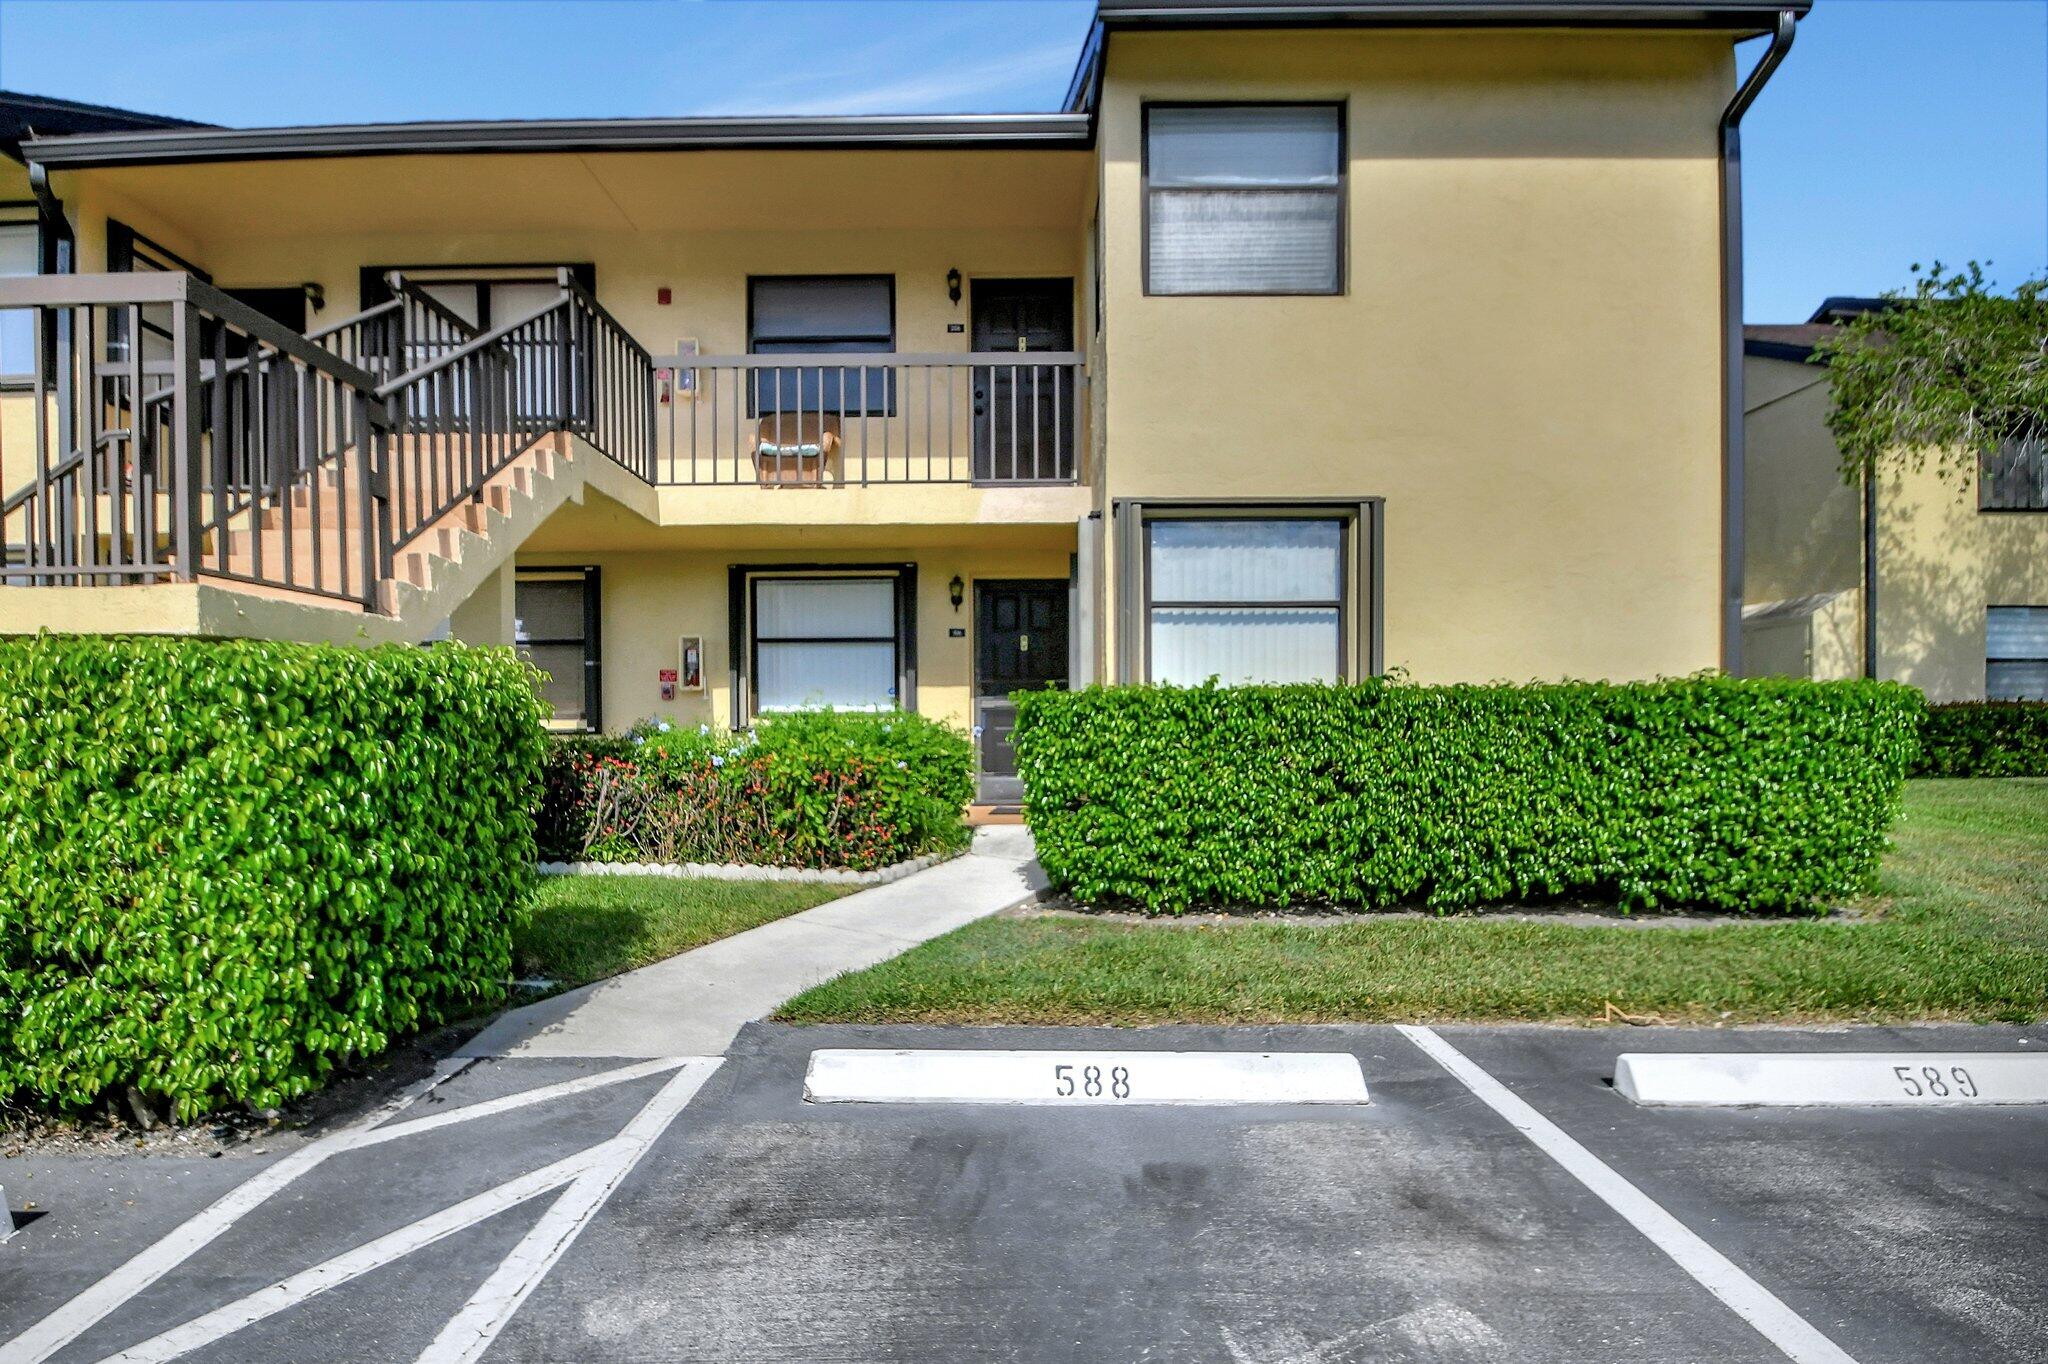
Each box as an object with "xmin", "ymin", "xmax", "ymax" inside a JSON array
[
  {"xmin": 949, "ymin": 575, "xmax": 965, "ymax": 611},
  {"xmin": 946, "ymin": 268, "xmax": 962, "ymax": 306},
  {"xmin": 301, "ymin": 282, "xmax": 326, "ymax": 311}
]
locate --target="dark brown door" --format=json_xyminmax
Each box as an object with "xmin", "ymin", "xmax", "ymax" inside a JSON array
[
  {"xmin": 970, "ymin": 279, "xmax": 1074, "ymax": 482},
  {"xmin": 974, "ymin": 579, "xmax": 1069, "ymax": 805}
]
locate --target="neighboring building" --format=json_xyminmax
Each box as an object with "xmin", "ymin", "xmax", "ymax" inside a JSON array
[
  {"xmin": 1743, "ymin": 302, "xmax": 2048, "ymax": 700},
  {"xmin": 0, "ymin": 0, "xmax": 1807, "ymax": 800}
]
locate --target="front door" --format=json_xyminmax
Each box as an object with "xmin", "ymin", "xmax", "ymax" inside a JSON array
[
  {"xmin": 974, "ymin": 579, "xmax": 1070, "ymax": 805},
  {"xmin": 970, "ymin": 279, "xmax": 1075, "ymax": 482}
]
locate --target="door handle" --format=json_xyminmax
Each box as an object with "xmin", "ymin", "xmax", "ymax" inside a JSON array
[{"xmin": 1018, "ymin": 635, "xmax": 1029, "ymax": 653}]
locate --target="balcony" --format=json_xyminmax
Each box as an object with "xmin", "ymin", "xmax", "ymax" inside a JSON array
[{"xmin": 644, "ymin": 350, "xmax": 1085, "ymax": 489}]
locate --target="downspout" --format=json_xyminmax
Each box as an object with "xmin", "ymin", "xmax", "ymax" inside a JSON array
[
  {"xmin": 26, "ymin": 159, "xmax": 76, "ymax": 467},
  {"xmin": 1719, "ymin": 10, "xmax": 1798, "ymax": 675},
  {"xmin": 25, "ymin": 160, "xmax": 70, "ymax": 274}
]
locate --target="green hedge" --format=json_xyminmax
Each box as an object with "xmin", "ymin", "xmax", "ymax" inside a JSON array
[
  {"xmin": 0, "ymin": 636, "xmax": 548, "ymax": 1118},
  {"xmin": 1014, "ymin": 678, "xmax": 1924, "ymax": 914},
  {"xmin": 1913, "ymin": 701, "xmax": 2048, "ymax": 777},
  {"xmin": 538, "ymin": 711, "xmax": 973, "ymax": 869}
]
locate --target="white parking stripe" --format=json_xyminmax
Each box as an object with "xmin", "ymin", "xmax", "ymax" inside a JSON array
[
  {"xmin": 90, "ymin": 1148, "xmax": 611, "ymax": 1364},
  {"xmin": 412, "ymin": 1058, "xmax": 723, "ymax": 1364},
  {"xmin": 346, "ymin": 1056, "xmax": 694, "ymax": 1149},
  {"xmin": 1396, "ymin": 1026, "xmax": 1859, "ymax": 1364},
  {"xmin": 0, "ymin": 1058, "xmax": 473, "ymax": 1364}
]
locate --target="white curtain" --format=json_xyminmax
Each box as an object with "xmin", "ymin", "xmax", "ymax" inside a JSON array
[
  {"xmin": 1148, "ymin": 519, "xmax": 1343, "ymax": 685},
  {"xmin": 756, "ymin": 578, "xmax": 897, "ymax": 711},
  {"xmin": 1152, "ymin": 607, "xmax": 1340, "ymax": 685}
]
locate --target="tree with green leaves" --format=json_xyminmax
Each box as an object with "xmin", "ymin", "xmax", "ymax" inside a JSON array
[{"xmin": 1812, "ymin": 261, "xmax": 2048, "ymax": 487}]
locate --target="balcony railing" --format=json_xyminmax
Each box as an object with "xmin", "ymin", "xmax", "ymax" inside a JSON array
[{"xmin": 647, "ymin": 351, "xmax": 1085, "ymax": 487}]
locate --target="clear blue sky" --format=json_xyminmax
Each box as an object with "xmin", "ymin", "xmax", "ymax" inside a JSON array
[{"xmin": 1, "ymin": 0, "xmax": 2041, "ymax": 321}]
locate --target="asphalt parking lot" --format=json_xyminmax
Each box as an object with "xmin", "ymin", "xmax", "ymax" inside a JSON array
[{"xmin": 3, "ymin": 1022, "xmax": 2044, "ymax": 1364}]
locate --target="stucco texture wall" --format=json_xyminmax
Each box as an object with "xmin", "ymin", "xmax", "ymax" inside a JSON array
[
  {"xmin": 1875, "ymin": 461, "xmax": 2048, "ymax": 703},
  {"xmin": 1094, "ymin": 28, "xmax": 1732, "ymax": 684}
]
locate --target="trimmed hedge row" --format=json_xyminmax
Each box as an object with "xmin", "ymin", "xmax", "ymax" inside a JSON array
[
  {"xmin": 0, "ymin": 636, "xmax": 548, "ymax": 1118},
  {"xmin": 1913, "ymin": 701, "xmax": 2048, "ymax": 777},
  {"xmin": 538, "ymin": 711, "xmax": 973, "ymax": 869},
  {"xmin": 1014, "ymin": 678, "xmax": 1924, "ymax": 914}
]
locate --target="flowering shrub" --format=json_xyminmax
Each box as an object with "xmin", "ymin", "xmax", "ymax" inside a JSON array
[{"xmin": 538, "ymin": 712, "xmax": 972, "ymax": 870}]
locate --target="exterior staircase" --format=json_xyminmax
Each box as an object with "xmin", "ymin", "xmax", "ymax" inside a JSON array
[{"xmin": 0, "ymin": 268, "xmax": 654, "ymax": 640}]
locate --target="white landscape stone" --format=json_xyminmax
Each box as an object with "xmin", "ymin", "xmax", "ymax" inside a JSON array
[{"xmin": 1615, "ymin": 1052, "xmax": 2048, "ymax": 1107}]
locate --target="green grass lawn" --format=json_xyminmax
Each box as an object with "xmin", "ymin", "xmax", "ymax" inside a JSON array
[
  {"xmin": 779, "ymin": 779, "xmax": 2048, "ymax": 1026},
  {"xmin": 516, "ymin": 876, "xmax": 851, "ymax": 990}
]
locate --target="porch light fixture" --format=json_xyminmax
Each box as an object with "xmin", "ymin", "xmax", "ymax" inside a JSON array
[
  {"xmin": 301, "ymin": 282, "xmax": 325, "ymax": 311},
  {"xmin": 946, "ymin": 268, "xmax": 962, "ymax": 305},
  {"xmin": 949, "ymin": 575, "xmax": 965, "ymax": 611}
]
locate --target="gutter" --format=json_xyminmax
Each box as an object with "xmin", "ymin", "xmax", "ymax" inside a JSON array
[
  {"xmin": 21, "ymin": 113, "xmax": 1095, "ymax": 168},
  {"xmin": 1717, "ymin": 7, "xmax": 1797, "ymax": 676}
]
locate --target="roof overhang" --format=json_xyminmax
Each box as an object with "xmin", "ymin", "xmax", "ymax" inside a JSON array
[
  {"xmin": 1066, "ymin": 0, "xmax": 1810, "ymax": 105},
  {"xmin": 22, "ymin": 113, "xmax": 1095, "ymax": 170},
  {"xmin": 1092, "ymin": 0, "xmax": 1807, "ymax": 32}
]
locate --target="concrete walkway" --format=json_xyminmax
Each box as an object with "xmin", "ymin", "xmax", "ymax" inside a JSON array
[{"xmin": 459, "ymin": 826, "xmax": 1043, "ymax": 1059}]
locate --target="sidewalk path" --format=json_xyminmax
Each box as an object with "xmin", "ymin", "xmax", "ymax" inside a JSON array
[{"xmin": 459, "ymin": 826, "xmax": 1042, "ymax": 1059}]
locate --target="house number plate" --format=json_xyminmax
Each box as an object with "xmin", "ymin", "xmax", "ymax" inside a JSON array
[
  {"xmin": 803, "ymin": 1049, "xmax": 1370, "ymax": 1106},
  {"xmin": 1615, "ymin": 1052, "xmax": 2048, "ymax": 1107}
]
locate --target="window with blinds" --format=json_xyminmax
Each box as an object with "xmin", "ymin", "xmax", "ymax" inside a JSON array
[
  {"xmin": 1144, "ymin": 104, "xmax": 1344, "ymax": 296},
  {"xmin": 1146, "ymin": 518, "xmax": 1346, "ymax": 684},
  {"xmin": 1987, "ymin": 606, "xmax": 2048, "ymax": 701},
  {"xmin": 748, "ymin": 275, "xmax": 896, "ymax": 416},
  {"xmin": 752, "ymin": 576, "xmax": 901, "ymax": 712}
]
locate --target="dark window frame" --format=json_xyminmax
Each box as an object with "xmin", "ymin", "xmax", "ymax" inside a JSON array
[
  {"xmin": 726, "ymin": 562, "xmax": 918, "ymax": 726},
  {"xmin": 516, "ymin": 565, "xmax": 603, "ymax": 733},
  {"xmin": 1987, "ymin": 603, "xmax": 2048, "ymax": 701},
  {"xmin": 1979, "ymin": 435, "xmax": 2048, "ymax": 513},
  {"xmin": 1141, "ymin": 100, "xmax": 1348, "ymax": 299},
  {"xmin": 746, "ymin": 273, "xmax": 897, "ymax": 418}
]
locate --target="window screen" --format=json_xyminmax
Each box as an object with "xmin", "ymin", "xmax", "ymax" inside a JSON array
[
  {"xmin": 516, "ymin": 568, "xmax": 601, "ymax": 730},
  {"xmin": 1147, "ymin": 518, "xmax": 1344, "ymax": 684},
  {"xmin": 1988, "ymin": 606, "xmax": 2048, "ymax": 700},
  {"xmin": 0, "ymin": 222, "xmax": 36, "ymax": 381},
  {"xmin": 1146, "ymin": 105, "xmax": 1343, "ymax": 296},
  {"xmin": 748, "ymin": 276, "xmax": 895, "ymax": 415},
  {"xmin": 753, "ymin": 576, "xmax": 899, "ymax": 711}
]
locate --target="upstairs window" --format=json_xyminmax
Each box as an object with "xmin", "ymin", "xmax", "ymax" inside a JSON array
[
  {"xmin": 748, "ymin": 275, "xmax": 895, "ymax": 416},
  {"xmin": 1981, "ymin": 434, "xmax": 2048, "ymax": 512},
  {"xmin": 1145, "ymin": 104, "xmax": 1344, "ymax": 296}
]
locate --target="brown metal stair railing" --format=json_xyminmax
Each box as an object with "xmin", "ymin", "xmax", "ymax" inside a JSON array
[{"xmin": 0, "ymin": 269, "xmax": 660, "ymax": 617}]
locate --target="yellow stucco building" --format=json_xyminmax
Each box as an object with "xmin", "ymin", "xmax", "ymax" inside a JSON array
[
  {"xmin": 1742, "ymin": 305, "xmax": 2048, "ymax": 701},
  {"xmin": 1, "ymin": 0, "xmax": 1816, "ymax": 800}
]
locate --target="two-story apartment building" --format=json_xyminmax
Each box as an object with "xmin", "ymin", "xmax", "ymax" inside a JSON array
[
  {"xmin": 0, "ymin": 0, "xmax": 1806, "ymax": 800},
  {"xmin": 1742, "ymin": 301, "xmax": 2048, "ymax": 700}
]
